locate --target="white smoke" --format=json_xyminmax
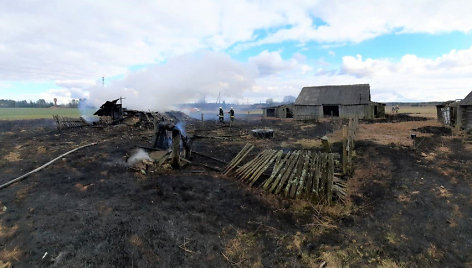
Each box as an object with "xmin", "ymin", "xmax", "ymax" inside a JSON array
[
  {"xmin": 86, "ymin": 51, "xmax": 257, "ymax": 111},
  {"xmin": 127, "ymin": 148, "xmax": 152, "ymax": 167}
]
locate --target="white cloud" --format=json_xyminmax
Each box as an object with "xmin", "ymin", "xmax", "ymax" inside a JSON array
[
  {"xmin": 2, "ymin": 0, "xmax": 472, "ymax": 83},
  {"xmin": 337, "ymin": 47, "xmax": 472, "ymax": 101},
  {"xmin": 248, "ymin": 50, "xmax": 311, "ymax": 76},
  {"xmin": 248, "ymin": 0, "xmax": 472, "ymax": 46}
]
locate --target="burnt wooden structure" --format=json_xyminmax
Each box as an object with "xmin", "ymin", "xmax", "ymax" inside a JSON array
[{"xmin": 93, "ymin": 99, "xmax": 123, "ymax": 121}]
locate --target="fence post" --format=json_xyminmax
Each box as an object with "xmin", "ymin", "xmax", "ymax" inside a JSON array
[{"xmin": 342, "ymin": 125, "xmax": 348, "ymax": 175}]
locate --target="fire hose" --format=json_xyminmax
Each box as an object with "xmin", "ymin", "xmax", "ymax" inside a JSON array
[{"xmin": 0, "ymin": 142, "xmax": 98, "ymax": 190}]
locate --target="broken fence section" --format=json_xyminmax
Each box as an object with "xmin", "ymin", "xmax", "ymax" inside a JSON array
[
  {"xmin": 53, "ymin": 115, "xmax": 89, "ymax": 130},
  {"xmin": 224, "ymin": 144, "xmax": 345, "ymax": 204}
]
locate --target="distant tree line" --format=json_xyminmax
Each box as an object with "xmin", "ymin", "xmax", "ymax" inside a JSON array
[{"xmin": 0, "ymin": 99, "xmax": 79, "ymax": 108}]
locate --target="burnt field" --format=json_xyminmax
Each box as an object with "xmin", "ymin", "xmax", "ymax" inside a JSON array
[{"xmin": 0, "ymin": 115, "xmax": 471, "ymax": 267}]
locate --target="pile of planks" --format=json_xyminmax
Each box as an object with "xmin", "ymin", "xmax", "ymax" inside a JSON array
[
  {"xmin": 53, "ymin": 115, "xmax": 89, "ymax": 130},
  {"xmin": 224, "ymin": 144, "xmax": 345, "ymax": 204}
]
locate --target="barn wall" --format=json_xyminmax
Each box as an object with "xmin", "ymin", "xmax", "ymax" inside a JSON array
[
  {"xmin": 339, "ymin": 105, "xmax": 368, "ymax": 119},
  {"xmin": 293, "ymin": 105, "xmax": 322, "ymax": 120},
  {"xmin": 461, "ymin": 105, "xmax": 472, "ymax": 130}
]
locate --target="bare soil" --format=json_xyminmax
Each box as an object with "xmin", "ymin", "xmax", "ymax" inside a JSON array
[{"xmin": 0, "ymin": 115, "xmax": 471, "ymax": 267}]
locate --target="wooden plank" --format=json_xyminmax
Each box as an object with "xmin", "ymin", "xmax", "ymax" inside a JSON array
[
  {"xmin": 289, "ymin": 150, "xmax": 307, "ymax": 198},
  {"xmin": 304, "ymin": 151, "xmax": 315, "ymax": 198},
  {"xmin": 270, "ymin": 151, "xmax": 299, "ymax": 194},
  {"xmin": 342, "ymin": 125, "xmax": 348, "ymax": 175},
  {"xmin": 228, "ymin": 145, "xmax": 255, "ymax": 174},
  {"xmin": 233, "ymin": 150, "xmax": 265, "ymax": 177},
  {"xmin": 261, "ymin": 151, "xmax": 291, "ymax": 190},
  {"xmin": 312, "ymin": 152, "xmax": 320, "ymax": 201},
  {"xmin": 248, "ymin": 150, "xmax": 281, "ymax": 186},
  {"xmin": 224, "ymin": 143, "xmax": 251, "ymax": 173},
  {"xmin": 240, "ymin": 150, "xmax": 273, "ymax": 182},
  {"xmin": 327, "ymin": 153, "xmax": 335, "ymax": 205},
  {"xmin": 295, "ymin": 150, "xmax": 311, "ymax": 199},
  {"xmin": 225, "ymin": 143, "xmax": 250, "ymax": 169},
  {"xmin": 284, "ymin": 151, "xmax": 303, "ymax": 197},
  {"xmin": 223, "ymin": 143, "xmax": 251, "ymax": 174},
  {"xmin": 238, "ymin": 150, "xmax": 273, "ymax": 181}
]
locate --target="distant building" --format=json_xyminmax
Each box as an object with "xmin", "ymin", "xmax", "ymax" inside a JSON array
[
  {"xmin": 280, "ymin": 84, "xmax": 385, "ymax": 120},
  {"xmin": 263, "ymin": 104, "xmax": 294, "ymax": 118},
  {"xmin": 456, "ymin": 91, "xmax": 472, "ymax": 130},
  {"xmin": 436, "ymin": 100, "xmax": 460, "ymax": 126}
]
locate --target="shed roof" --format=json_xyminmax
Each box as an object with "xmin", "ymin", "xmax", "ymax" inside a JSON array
[
  {"xmin": 295, "ymin": 84, "xmax": 371, "ymax": 105},
  {"xmin": 459, "ymin": 91, "xmax": 472, "ymax": 105}
]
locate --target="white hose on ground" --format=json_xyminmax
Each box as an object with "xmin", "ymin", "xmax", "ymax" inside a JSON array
[{"xmin": 0, "ymin": 142, "xmax": 98, "ymax": 190}]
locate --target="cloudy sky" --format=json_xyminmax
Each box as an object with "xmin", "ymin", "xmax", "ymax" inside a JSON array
[{"xmin": 1, "ymin": 0, "xmax": 472, "ymax": 109}]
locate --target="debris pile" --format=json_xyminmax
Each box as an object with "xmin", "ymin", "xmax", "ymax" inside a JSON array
[
  {"xmin": 224, "ymin": 144, "xmax": 346, "ymax": 204},
  {"xmin": 251, "ymin": 129, "xmax": 274, "ymax": 139}
]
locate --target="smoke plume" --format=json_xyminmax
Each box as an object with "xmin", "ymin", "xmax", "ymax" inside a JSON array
[{"xmin": 86, "ymin": 51, "xmax": 257, "ymax": 111}]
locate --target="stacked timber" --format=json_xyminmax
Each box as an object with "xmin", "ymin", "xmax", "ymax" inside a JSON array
[{"xmin": 224, "ymin": 144, "xmax": 343, "ymax": 204}]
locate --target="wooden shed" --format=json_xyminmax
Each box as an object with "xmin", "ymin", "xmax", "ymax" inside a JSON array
[
  {"xmin": 292, "ymin": 84, "xmax": 385, "ymax": 120},
  {"xmin": 262, "ymin": 104, "xmax": 294, "ymax": 118},
  {"xmin": 436, "ymin": 100, "xmax": 459, "ymax": 126}
]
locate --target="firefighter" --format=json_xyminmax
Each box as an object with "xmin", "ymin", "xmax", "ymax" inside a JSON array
[
  {"xmin": 218, "ymin": 107, "xmax": 224, "ymax": 122},
  {"xmin": 229, "ymin": 107, "xmax": 235, "ymax": 122}
]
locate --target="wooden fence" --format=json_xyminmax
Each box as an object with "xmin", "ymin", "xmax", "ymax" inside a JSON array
[
  {"xmin": 53, "ymin": 115, "xmax": 89, "ymax": 130},
  {"xmin": 342, "ymin": 117, "xmax": 359, "ymax": 175},
  {"xmin": 224, "ymin": 144, "xmax": 344, "ymax": 204}
]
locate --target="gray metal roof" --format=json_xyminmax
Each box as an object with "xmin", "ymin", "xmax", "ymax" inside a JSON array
[
  {"xmin": 295, "ymin": 84, "xmax": 371, "ymax": 105},
  {"xmin": 459, "ymin": 91, "xmax": 472, "ymax": 105}
]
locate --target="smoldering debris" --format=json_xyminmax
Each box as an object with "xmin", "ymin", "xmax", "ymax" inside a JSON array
[{"xmin": 127, "ymin": 149, "xmax": 153, "ymax": 167}]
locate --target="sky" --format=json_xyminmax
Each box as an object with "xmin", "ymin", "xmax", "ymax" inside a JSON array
[{"xmin": 1, "ymin": 0, "xmax": 472, "ymax": 110}]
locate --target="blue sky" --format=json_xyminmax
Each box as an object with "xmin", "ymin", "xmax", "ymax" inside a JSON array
[{"xmin": 1, "ymin": 1, "xmax": 472, "ymax": 108}]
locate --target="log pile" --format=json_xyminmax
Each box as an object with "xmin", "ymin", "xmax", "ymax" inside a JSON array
[{"xmin": 224, "ymin": 144, "xmax": 345, "ymax": 204}]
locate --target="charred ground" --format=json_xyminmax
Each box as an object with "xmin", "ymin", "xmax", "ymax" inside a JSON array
[{"xmin": 0, "ymin": 114, "xmax": 471, "ymax": 267}]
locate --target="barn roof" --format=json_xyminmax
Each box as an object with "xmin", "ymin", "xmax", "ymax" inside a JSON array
[
  {"xmin": 459, "ymin": 91, "xmax": 472, "ymax": 105},
  {"xmin": 295, "ymin": 84, "xmax": 371, "ymax": 105}
]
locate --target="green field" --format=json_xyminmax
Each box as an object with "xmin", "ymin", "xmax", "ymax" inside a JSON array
[{"xmin": 0, "ymin": 108, "xmax": 81, "ymax": 120}]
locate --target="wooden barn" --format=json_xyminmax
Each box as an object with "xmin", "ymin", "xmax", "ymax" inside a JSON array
[
  {"xmin": 456, "ymin": 91, "xmax": 472, "ymax": 130},
  {"xmin": 292, "ymin": 84, "xmax": 385, "ymax": 120}
]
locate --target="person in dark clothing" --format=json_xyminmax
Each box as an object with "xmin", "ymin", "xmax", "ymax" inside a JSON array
[
  {"xmin": 229, "ymin": 107, "xmax": 235, "ymax": 122},
  {"xmin": 218, "ymin": 107, "xmax": 224, "ymax": 122}
]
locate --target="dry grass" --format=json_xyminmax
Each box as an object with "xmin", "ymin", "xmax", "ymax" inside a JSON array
[
  {"xmin": 286, "ymin": 138, "xmax": 322, "ymax": 148},
  {"xmin": 3, "ymin": 152, "xmax": 21, "ymax": 162},
  {"xmin": 0, "ymin": 247, "xmax": 21, "ymax": 262},
  {"xmin": 0, "ymin": 224, "xmax": 18, "ymax": 239},
  {"xmin": 356, "ymin": 119, "xmax": 442, "ymax": 146},
  {"xmin": 222, "ymin": 229, "xmax": 262, "ymax": 267},
  {"xmin": 386, "ymin": 105, "xmax": 437, "ymax": 118}
]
